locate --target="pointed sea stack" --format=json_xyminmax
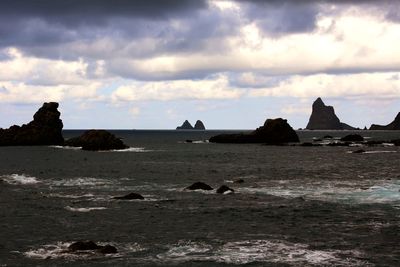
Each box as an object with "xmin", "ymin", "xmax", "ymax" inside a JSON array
[
  {"xmin": 370, "ymin": 112, "xmax": 400, "ymax": 130},
  {"xmin": 0, "ymin": 102, "xmax": 64, "ymax": 146},
  {"xmin": 306, "ymin": 98, "xmax": 355, "ymax": 130},
  {"xmin": 194, "ymin": 120, "xmax": 206, "ymax": 130},
  {"xmin": 209, "ymin": 118, "xmax": 299, "ymax": 144},
  {"xmin": 176, "ymin": 120, "xmax": 194, "ymax": 130}
]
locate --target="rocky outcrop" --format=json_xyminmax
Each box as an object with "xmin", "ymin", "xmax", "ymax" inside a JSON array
[
  {"xmin": 306, "ymin": 98, "xmax": 356, "ymax": 130},
  {"xmin": 216, "ymin": 185, "xmax": 234, "ymax": 194},
  {"xmin": 113, "ymin": 192, "xmax": 144, "ymax": 200},
  {"xmin": 64, "ymin": 130, "xmax": 128, "ymax": 151},
  {"xmin": 209, "ymin": 118, "xmax": 299, "ymax": 144},
  {"xmin": 341, "ymin": 134, "xmax": 364, "ymax": 142},
  {"xmin": 0, "ymin": 102, "xmax": 64, "ymax": 146},
  {"xmin": 186, "ymin": 182, "xmax": 213, "ymax": 191},
  {"xmin": 194, "ymin": 120, "xmax": 206, "ymax": 130},
  {"xmin": 68, "ymin": 241, "xmax": 117, "ymax": 254},
  {"xmin": 176, "ymin": 120, "xmax": 193, "ymax": 130},
  {"xmin": 370, "ymin": 112, "xmax": 400, "ymax": 130}
]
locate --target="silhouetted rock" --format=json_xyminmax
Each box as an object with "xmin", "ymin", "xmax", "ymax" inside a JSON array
[
  {"xmin": 186, "ymin": 182, "xmax": 213, "ymax": 191},
  {"xmin": 341, "ymin": 134, "xmax": 364, "ymax": 142},
  {"xmin": 176, "ymin": 120, "xmax": 193, "ymax": 130},
  {"xmin": 352, "ymin": 149, "xmax": 366, "ymax": 154},
  {"xmin": 0, "ymin": 102, "xmax": 64, "ymax": 146},
  {"xmin": 306, "ymin": 98, "xmax": 355, "ymax": 130},
  {"xmin": 370, "ymin": 112, "xmax": 400, "ymax": 130},
  {"xmin": 68, "ymin": 241, "xmax": 100, "ymax": 251},
  {"xmin": 194, "ymin": 120, "xmax": 206, "ymax": 130},
  {"xmin": 391, "ymin": 139, "xmax": 400, "ymax": 146},
  {"xmin": 99, "ymin": 245, "xmax": 118, "ymax": 254},
  {"xmin": 68, "ymin": 241, "xmax": 117, "ymax": 254},
  {"xmin": 216, "ymin": 185, "xmax": 234, "ymax": 194},
  {"xmin": 65, "ymin": 130, "xmax": 128, "ymax": 151},
  {"xmin": 209, "ymin": 118, "xmax": 299, "ymax": 144},
  {"xmin": 113, "ymin": 192, "xmax": 144, "ymax": 200}
]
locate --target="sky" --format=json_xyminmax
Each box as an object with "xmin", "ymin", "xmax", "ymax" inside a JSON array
[{"xmin": 0, "ymin": 0, "xmax": 399, "ymax": 129}]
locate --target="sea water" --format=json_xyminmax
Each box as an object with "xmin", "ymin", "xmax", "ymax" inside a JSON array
[{"xmin": 0, "ymin": 130, "xmax": 399, "ymax": 266}]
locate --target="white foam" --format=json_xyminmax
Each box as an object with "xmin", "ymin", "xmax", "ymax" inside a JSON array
[
  {"xmin": 50, "ymin": 145, "xmax": 82, "ymax": 150},
  {"xmin": 51, "ymin": 177, "xmax": 113, "ymax": 187},
  {"xmin": 101, "ymin": 147, "xmax": 149, "ymax": 152},
  {"xmin": 48, "ymin": 193, "xmax": 95, "ymax": 199},
  {"xmin": 65, "ymin": 206, "xmax": 107, "ymax": 212},
  {"xmin": 239, "ymin": 180, "xmax": 400, "ymax": 205},
  {"xmin": 1, "ymin": 174, "xmax": 40, "ymax": 185},
  {"xmin": 155, "ymin": 239, "xmax": 370, "ymax": 266}
]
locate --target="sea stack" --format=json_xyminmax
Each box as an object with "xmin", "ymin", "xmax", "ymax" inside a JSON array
[
  {"xmin": 176, "ymin": 120, "xmax": 194, "ymax": 130},
  {"xmin": 209, "ymin": 118, "xmax": 299, "ymax": 144},
  {"xmin": 194, "ymin": 120, "xmax": 206, "ymax": 130},
  {"xmin": 370, "ymin": 112, "xmax": 400, "ymax": 130},
  {"xmin": 0, "ymin": 102, "xmax": 64, "ymax": 146},
  {"xmin": 306, "ymin": 98, "xmax": 355, "ymax": 130},
  {"xmin": 64, "ymin": 130, "xmax": 128, "ymax": 151}
]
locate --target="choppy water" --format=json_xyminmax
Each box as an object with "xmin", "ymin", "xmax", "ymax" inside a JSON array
[{"xmin": 0, "ymin": 130, "xmax": 399, "ymax": 266}]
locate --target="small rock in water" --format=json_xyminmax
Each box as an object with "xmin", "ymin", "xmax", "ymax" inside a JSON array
[
  {"xmin": 323, "ymin": 135, "xmax": 333, "ymax": 139},
  {"xmin": 99, "ymin": 245, "xmax": 118, "ymax": 254},
  {"xmin": 113, "ymin": 192, "xmax": 144, "ymax": 200},
  {"xmin": 352, "ymin": 149, "xmax": 366, "ymax": 154},
  {"xmin": 233, "ymin": 179, "xmax": 244, "ymax": 184},
  {"xmin": 216, "ymin": 185, "xmax": 234, "ymax": 194},
  {"xmin": 68, "ymin": 241, "xmax": 100, "ymax": 251},
  {"xmin": 341, "ymin": 134, "xmax": 364, "ymax": 142},
  {"xmin": 186, "ymin": 182, "xmax": 213, "ymax": 191},
  {"xmin": 185, "ymin": 139, "xmax": 193, "ymax": 143}
]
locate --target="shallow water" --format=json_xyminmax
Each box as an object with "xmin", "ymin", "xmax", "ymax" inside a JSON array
[{"xmin": 0, "ymin": 130, "xmax": 400, "ymax": 266}]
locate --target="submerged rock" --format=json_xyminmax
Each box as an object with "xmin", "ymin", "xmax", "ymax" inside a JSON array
[
  {"xmin": 233, "ymin": 179, "xmax": 244, "ymax": 184},
  {"xmin": 306, "ymin": 98, "xmax": 355, "ymax": 130},
  {"xmin": 113, "ymin": 192, "xmax": 144, "ymax": 200},
  {"xmin": 216, "ymin": 185, "xmax": 234, "ymax": 194},
  {"xmin": 68, "ymin": 241, "xmax": 117, "ymax": 254},
  {"xmin": 176, "ymin": 120, "xmax": 193, "ymax": 130},
  {"xmin": 352, "ymin": 149, "xmax": 366, "ymax": 154},
  {"xmin": 341, "ymin": 134, "xmax": 364, "ymax": 142},
  {"xmin": 370, "ymin": 112, "xmax": 400, "ymax": 130},
  {"xmin": 65, "ymin": 130, "xmax": 128, "ymax": 151},
  {"xmin": 186, "ymin": 182, "xmax": 213, "ymax": 191},
  {"xmin": 194, "ymin": 120, "xmax": 206, "ymax": 130},
  {"xmin": 209, "ymin": 118, "xmax": 299, "ymax": 144},
  {"xmin": 0, "ymin": 102, "xmax": 64, "ymax": 146}
]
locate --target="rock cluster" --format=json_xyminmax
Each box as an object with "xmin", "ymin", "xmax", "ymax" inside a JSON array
[
  {"xmin": 209, "ymin": 118, "xmax": 299, "ymax": 144},
  {"xmin": 306, "ymin": 98, "xmax": 356, "ymax": 130},
  {"xmin": 64, "ymin": 130, "xmax": 128, "ymax": 151},
  {"xmin": 370, "ymin": 112, "xmax": 400, "ymax": 130},
  {"xmin": 0, "ymin": 102, "xmax": 64, "ymax": 146},
  {"xmin": 176, "ymin": 120, "xmax": 206, "ymax": 130}
]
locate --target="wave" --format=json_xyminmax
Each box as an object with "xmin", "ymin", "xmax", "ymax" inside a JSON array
[
  {"xmin": 155, "ymin": 239, "xmax": 370, "ymax": 266},
  {"xmin": 0, "ymin": 174, "xmax": 40, "ymax": 185},
  {"xmin": 49, "ymin": 145, "xmax": 82, "ymax": 150},
  {"xmin": 50, "ymin": 177, "xmax": 114, "ymax": 187},
  {"xmin": 101, "ymin": 147, "xmax": 150, "ymax": 152},
  {"xmin": 65, "ymin": 206, "xmax": 107, "ymax": 212}
]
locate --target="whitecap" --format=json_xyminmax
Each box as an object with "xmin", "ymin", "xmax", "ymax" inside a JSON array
[
  {"xmin": 101, "ymin": 147, "xmax": 149, "ymax": 152},
  {"xmin": 48, "ymin": 193, "xmax": 95, "ymax": 199},
  {"xmin": 49, "ymin": 145, "xmax": 82, "ymax": 150},
  {"xmin": 65, "ymin": 206, "xmax": 107, "ymax": 212},
  {"xmin": 51, "ymin": 177, "xmax": 113, "ymax": 187},
  {"xmin": 1, "ymin": 174, "xmax": 40, "ymax": 185}
]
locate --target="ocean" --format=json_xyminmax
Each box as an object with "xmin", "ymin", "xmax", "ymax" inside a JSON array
[{"xmin": 1, "ymin": 130, "xmax": 399, "ymax": 266}]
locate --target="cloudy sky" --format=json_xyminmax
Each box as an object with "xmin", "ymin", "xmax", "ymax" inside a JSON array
[{"xmin": 0, "ymin": 0, "xmax": 399, "ymax": 129}]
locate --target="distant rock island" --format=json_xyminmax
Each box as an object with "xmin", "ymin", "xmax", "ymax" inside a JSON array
[
  {"xmin": 176, "ymin": 120, "xmax": 206, "ymax": 130},
  {"xmin": 209, "ymin": 118, "xmax": 299, "ymax": 144},
  {"xmin": 306, "ymin": 98, "xmax": 356, "ymax": 130},
  {"xmin": 0, "ymin": 102, "xmax": 64, "ymax": 146},
  {"xmin": 370, "ymin": 112, "xmax": 400, "ymax": 130}
]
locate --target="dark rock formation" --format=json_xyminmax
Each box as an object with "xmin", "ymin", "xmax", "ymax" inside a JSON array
[
  {"xmin": 68, "ymin": 241, "xmax": 117, "ymax": 254},
  {"xmin": 233, "ymin": 179, "xmax": 244, "ymax": 184},
  {"xmin": 352, "ymin": 149, "xmax": 366, "ymax": 154},
  {"xmin": 306, "ymin": 98, "xmax": 355, "ymax": 130},
  {"xmin": 113, "ymin": 192, "xmax": 144, "ymax": 200},
  {"xmin": 0, "ymin": 102, "xmax": 64, "ymax": 146},
  {"xmin": 370, "ymin": 112, "xmax": 400, "ymax": 130},
  {"xmin": 176, "ymin": 120, "xmax": 193, "ymax": 130},
  {"xmin": 216, "ymin": 185, "xmax": 234, "ymax": 194},
  {"xmin": 186, "ymin": 182, "xmax": 213, "ymax": 191},
  {"xmin": 64, "ymin": 130, "xmax": 128, "ymax": 151},
  {"xmin": 194, "ymin": 120, "xmax": 206, "ymax": 130},
  {"xmin": 209, "ymin": 118, "xmax": 299, "ymax": 144},
  {"xmin": 341, "ymin": 134, "xmax": 364, "ymax": 142}
]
